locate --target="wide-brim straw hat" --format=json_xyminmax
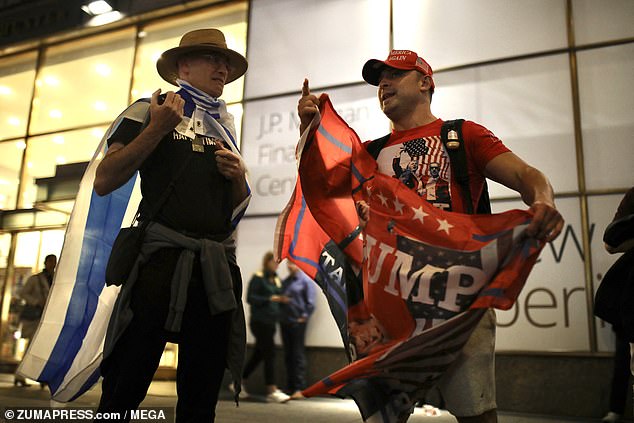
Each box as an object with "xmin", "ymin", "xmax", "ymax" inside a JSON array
[{"xmin": 156, "ymin": 28, "xmax": 248, "ymax": 85}]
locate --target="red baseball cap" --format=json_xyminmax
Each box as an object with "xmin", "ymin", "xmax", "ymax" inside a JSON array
[{"xmin": 362, "ymin": 49, "xmax": 435, "ymax": 91}]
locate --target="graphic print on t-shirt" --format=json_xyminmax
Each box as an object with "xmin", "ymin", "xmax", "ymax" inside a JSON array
[{"xmin": 378, "ymin": 134, "xmax": 453, "ymax": 211}]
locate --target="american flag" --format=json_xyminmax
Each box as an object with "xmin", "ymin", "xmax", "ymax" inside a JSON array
[{"xmin": 402, "ymin": 138, "xmax": 429, "ymax": 158}]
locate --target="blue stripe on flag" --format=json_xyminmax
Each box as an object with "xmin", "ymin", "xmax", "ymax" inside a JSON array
[
  {"xmin": 478, "ymin": 287, "xmax": 505, "ymax": 298},
  {"xmin": 322, "ymin": 376, "xmax": 335, "ymax": 387},
  {"xmin": 289, "ymin": 196, "xmax": 320, "ymax": 272},
  {"xmin": 317, "ymin": 126, "xmax": 352, "ymax": 154},
  {"xmin": 69, "ymin": 368, "xmax": 102, "ymax": 402},
  {"xmin": 39, "ymin": 174, "xmax": 136, "ymax": 392}
]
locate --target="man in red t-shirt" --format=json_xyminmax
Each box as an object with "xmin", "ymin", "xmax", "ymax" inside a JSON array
[{"xmin": 298, "ymin": 50, "xmax": 564, "ymax": 423}]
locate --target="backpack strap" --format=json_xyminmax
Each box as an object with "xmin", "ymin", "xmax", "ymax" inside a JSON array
[
  {"xmin": 366, "ymin": 134, "xmax": 391, "ymax": 160},
  {"xmin": 441, "ymin": 119, "xmax": 474, "ymax": 214},
  {"xmin": 441, "ymin": 119, "xmax": 491, "ymax": 215}
]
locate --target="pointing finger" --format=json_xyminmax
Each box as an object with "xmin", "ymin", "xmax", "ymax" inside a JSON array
[{"xmin": 302, "ymin": 78, "xmax": 310, "ymax": 97}]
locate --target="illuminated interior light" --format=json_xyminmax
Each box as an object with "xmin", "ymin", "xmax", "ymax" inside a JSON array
[
  {"xmin": 138, "ymin": 31, "xmax": 147, "ymax": 38},
  {"xmin": 94, "ymin": 101, "xmax": 107, "ymax": 111},
  {"xmin": 49, "ymin": 109, "xmax": 63, "ymax": 118},
  {"xmin": 16, "ymin": 141, "xmax": 26, "ymax": 150},
  {"xmin": 81, "ymin": 0, "xmax": 113, "ymax": 16},
  {"xmin": 44, "ymin": 76, "xmax": 60, "ymax": 86},
  {"xmin": 86, "ymin": 11, "xmax": 124, "ymax": 27},
  {"xmin": 92, "ymin": 128, "xmax": 105, "ymax": 138},
  {"xmin": 95, "ymin": 63, "xmax": 112, "ymax": 77},
  {"xmin": 0, "ymin": 179, "xmax": 9, "ymax": 185},
  {"xmin": 56, "ymin": 156, "xmax": 67, "ymax": 165},
  {"xmin": 52, "ymin": 135, "xmax": 65, "ymax": 144},
  {"xmin": 27, "ymin": 162, "xmax": 33, "ymax": 168},
  {"xmin": 0, "ymin": 85, "xmax": 12, "ymax": 95},
  {"xmin": 8, "ymin": 117, "xmax": 20, "ymax": 126}
]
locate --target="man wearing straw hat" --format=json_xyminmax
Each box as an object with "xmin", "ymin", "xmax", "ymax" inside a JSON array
[{"xmin": 93, "ymin": 28, "xmax": 250, "ymax": 422}]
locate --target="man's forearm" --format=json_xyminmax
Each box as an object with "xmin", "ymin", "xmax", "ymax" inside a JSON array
[
  {"xmin": 517, "ymin": 166, "xmax": 555, "ymax": 207},
  {"xmin": 94, "ymin": 125, "xmax": 165, "ymax": 195},
  {"xmin": 232, "ymin": 175, "xmax": 248, "ymax": 207}
]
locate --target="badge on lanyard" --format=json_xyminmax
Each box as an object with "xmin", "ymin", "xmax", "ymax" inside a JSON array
[{"xmin": 192, "ymin": 135, "xmax": 205, "ymax": 153}]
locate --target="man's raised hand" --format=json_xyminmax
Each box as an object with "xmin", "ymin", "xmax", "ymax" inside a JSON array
[
  {"xmin": 148, "ymin": 89, "xmax": 185, "ymax": 137},
  {"xmin": 297, "ymin": 79, "xmax": 320, "ymax": 134}
]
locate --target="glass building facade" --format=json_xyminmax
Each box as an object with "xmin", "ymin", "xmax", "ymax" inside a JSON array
[{"xmin": 0, "ymin": 0, "xmax": 632, "ymax": 376}]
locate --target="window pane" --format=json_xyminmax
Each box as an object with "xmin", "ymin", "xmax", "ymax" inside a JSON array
[
  {"xmin": 578, "ymin": 44, "xmax": 634, "ymax": 191},
  {"xmin": 587, "ymin": 193, "xmax": 625, "ymax": 352},
  {"xmin": 29, "ymin": 29, "xmax": 135, "ymax": 135},
  {"xmin": 245, "ymin": 0, "xmax": 390, "ymax": 98},
  {"xmin": 432, "ymin": 54, "xmax": 577, "ymax": 198},
  {"xmin": 0, "ymin": 233, "xmax": 10, "ymax": 269},
  {"xmin": 394, "ymin": 0, "xmax": 567, "ymax": 70},
  {"xmin": 13, "ymin": 231, "xmax": 41, "ymax": 268},
  {"xmin": 495, "ymin": 197, "xmax": 589, "ymax": 351},
  {"xmin": 572, "ymin": 0, "xmax": 634, "ymax": 45},
  {"xmin": 0, "ymin": 140, "xmax": 25, "ymax": 210},
  {"xmin": 241, "ymin": 84, "xmax": 389, "ymax": 216},
  {"xmin": 0, "ymin": 51, "xmax": 36, "ymax": 141},
  {"xmin": 132, "ymin": 3, "xmax": 247, "ymax": 105},
  {"xmin": 39, "ymin": 230, "xmax": 64, "ymax": 265},
  {"xmin": 19, "ymin": 126, "xmax": 106, "ymax": 208}
]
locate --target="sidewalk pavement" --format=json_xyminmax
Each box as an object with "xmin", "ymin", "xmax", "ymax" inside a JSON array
[{"xmin": 0, "ymin": 374, "xmax": 600, "ymax": 422}]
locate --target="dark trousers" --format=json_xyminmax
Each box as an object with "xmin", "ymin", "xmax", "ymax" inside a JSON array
[
  {"xmin": 281, "ymin": 322, "xmax": 307, "ymax": 392},
  {"xmin": 610, "ymin": 330, "xmax": 632, "ymax": 414},
  {"xmin": 97, "ymin": 249, "xmax": 233, "ymax": 423},
  {"xmin": 243, "ymin": 320, "xmax": 276, "ymax": 385}
]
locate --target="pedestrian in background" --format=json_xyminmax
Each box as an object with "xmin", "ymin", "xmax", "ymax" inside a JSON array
[
  {"xmin": 280, "ymin": 261, "xmax": 316, "ymax": 399},
  {"xmin": 242, "ymin": 251, "xmax": 290, "ymax": 402}
]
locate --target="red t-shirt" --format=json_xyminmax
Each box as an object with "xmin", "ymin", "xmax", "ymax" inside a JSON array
[{"xmin": 368, "ymin": 119, "xmax": 510, "ymax": 213}]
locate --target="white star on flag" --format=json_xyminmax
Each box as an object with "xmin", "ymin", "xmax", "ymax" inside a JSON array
[
  {"xmin": 377, "ymin": 191, "xmax": 388, "ymax": 206},
  {"xmin": 393, "ymin": 197, "xmax": 404, "ymax": 214},
  {"xmin": 412, "ymin": 206, "xmax": 429, "ymax": 224},
  {"xmin": 436, "ymin": 218, "xmax": 454, "ymax": 235}
]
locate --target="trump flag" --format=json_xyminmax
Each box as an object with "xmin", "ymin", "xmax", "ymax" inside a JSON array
[{"xmin": 276, "ymin": 95, "xmax": 544, "ymax": 422}]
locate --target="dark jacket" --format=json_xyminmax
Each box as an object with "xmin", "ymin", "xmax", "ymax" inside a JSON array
[
  {"xmin": 594, "ymin": 248, "xmax": 634, "ymax": 342},
  {"xmin": 247, "ymin": 271, "xmax": 282, "ymax": 325},
  {"xmin": 594, "ymin": 188, "xmax": 634, "ymax": 342}
]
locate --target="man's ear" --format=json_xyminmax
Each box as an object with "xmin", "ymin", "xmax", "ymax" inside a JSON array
[
  {"xmin": 420, "ymin": 75, "xmax": 433, "ymax": 91},
  {"xmin": 177, "ymin": 57, "xmax": 190, "ymax": 79}
]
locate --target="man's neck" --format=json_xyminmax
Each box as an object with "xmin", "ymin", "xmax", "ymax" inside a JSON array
[
  {"xmin": 392, "ymin": 112, "xmax": 437, "ymax": 131},
  {"xmin": 390, "ymin": 103, "xmax": 437, "ymax": 131}
]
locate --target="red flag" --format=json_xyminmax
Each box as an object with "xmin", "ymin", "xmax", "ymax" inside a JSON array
[{"xmin": 276, "ymin": 96, "xmax": 544, "ymax": 423}]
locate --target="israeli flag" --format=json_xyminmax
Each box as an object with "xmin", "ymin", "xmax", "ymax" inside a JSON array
[{"xmin": 17, "ymin": 97, "xmax": 249, "ymax": 402}]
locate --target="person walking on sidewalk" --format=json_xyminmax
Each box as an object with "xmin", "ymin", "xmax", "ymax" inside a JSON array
[{"xmin": 242, "ymin": 251, "xmax": 290, "ymax": 402}]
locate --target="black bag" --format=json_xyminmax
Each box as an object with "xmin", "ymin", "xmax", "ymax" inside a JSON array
[
  {"xmin": 105, "ymin": 224, "xmax": 147, "ymax": 286},
  {"xmin": 20, "ymin": 304, "xmax": 43, "ymax": 321}
]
